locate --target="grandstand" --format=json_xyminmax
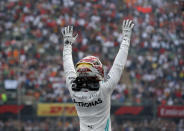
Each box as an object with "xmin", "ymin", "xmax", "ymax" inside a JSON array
[{"xmin": 0, "ymin": 0, "xmax": 183, "ymax": 130}]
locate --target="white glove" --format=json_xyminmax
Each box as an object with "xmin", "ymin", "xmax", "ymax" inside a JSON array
[
  {"xmin": 61, "ymin": 26, "xmax": 78, "ymax": 45},
  {"xmin": 122, "ymin": 20, "xmax": 134, "ymax": 45}
]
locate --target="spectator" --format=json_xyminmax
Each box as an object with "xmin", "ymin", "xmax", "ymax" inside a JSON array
[{"xmin": 0, "ymin": 0, "xmax": 183, "ymax": 105}]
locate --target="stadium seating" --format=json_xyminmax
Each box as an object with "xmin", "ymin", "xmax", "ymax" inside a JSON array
[{"xmin": 0, "ymin": 0, "xmax": 183, "ymax": 130}]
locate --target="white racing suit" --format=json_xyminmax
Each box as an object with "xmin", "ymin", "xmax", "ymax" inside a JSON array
[{"xmin": 63, "ymin": 40, "xmax": 129, "ymax": 131}]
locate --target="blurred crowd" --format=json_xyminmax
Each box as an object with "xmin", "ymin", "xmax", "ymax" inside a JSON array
[
  {"xmin": 0, "ymin": 118, "xmax": 183, "ymax": 131},
  {"xmin": 0, "ymin": 0, "xmax": 183, "ymax": 105},
  {"xmin": 0, "ymin": 118, "xmax": 79, "ymax": 131}
]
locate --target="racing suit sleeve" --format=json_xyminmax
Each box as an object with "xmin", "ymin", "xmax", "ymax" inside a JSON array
[
  {"xmin": 102, "ymin": 19, "xmax": 134, "ymax": 94},
  {"xmin": 63, "ymin": 44, "xmax": 77, "ymax": 91},
  {"xmin": 102, "ymin": 41, "xmax": 129, "ymax": 94}
]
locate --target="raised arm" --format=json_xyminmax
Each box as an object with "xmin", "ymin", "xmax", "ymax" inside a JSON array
[
  {"xmin": 102, "ymin": 20, "xmax": 134, "ymax": 93},
  {"xmin": 62, "ymin": 26, "xmax": 78, "ymax": 88}
]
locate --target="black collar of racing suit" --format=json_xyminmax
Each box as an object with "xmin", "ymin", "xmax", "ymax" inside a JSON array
[{"xmin": 72, "ymin": 77, "xmax": 100, "ymax": 91}]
